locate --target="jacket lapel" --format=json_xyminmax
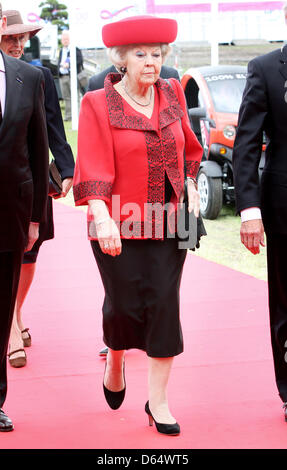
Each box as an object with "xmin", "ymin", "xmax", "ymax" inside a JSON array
[
  {"xmin": 279, "ymin": 44, "xmax": 287, "ymax": 81},
  {"xmin": 0, "ymin": 52, "xmax": 23, "ymax": 136},
  {"xmin": 105, "ymin": 73, "xmax": 183, "ymax": 131},
  {"xmin": 157, "ymin": 78, "xmax": 184, "ymax": 128}
]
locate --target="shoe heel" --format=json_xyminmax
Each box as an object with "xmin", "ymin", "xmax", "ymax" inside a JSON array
[
  {"xmin": 21, "ymin": 328, "xmax": 31, "ymax": 348},
  {"xmin": 148, "ymin": 414, "xmax": 153, "ymax": 426}
]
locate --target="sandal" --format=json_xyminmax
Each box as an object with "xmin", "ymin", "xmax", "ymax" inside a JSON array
[
  {"xmin": 21, "ymin": 328, "xmax": 31, "ymax": 347},
  {"xmin": 8, "ymin": 349, "xmax": 27, "ymax": 368}
]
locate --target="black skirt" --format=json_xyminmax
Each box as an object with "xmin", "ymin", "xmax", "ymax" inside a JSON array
[
  {"xmin": 91, "ymin": 237, "xmax": 187, "ymax": 357},
  {"xmin": 90, "ymin": 176, "xmax": 187, "ymax": 357}
]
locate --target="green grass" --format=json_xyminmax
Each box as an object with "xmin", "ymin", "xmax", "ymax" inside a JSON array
[
  {"xmin": 194, "ymin": 205, "xmax": 267, "ymax": 281},
  {"xmin": 64, "ymin": 119, "xmax": 78, "ymax": 155},
  {"xmin": 61, "ymin": 117, "xmax": 267, "ymax": 281}
]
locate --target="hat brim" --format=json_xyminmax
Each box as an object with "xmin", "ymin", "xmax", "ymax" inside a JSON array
[
  {"xmin": 4, "ymin": 24, "xmax": 42, "ymax": 38},
  {"xmin": 102, "ymin": 16, "xmax": 177, "ymax": 47}
]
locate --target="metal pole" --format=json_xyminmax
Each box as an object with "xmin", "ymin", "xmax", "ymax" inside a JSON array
[{"xmin": 68, "ymin": 2, "xmax": 78, "ymax": 131}]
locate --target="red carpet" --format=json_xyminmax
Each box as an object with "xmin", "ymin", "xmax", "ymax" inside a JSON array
[{"xmin": 1, "ymin": 202, "xmax": 285, "ymax": 449}]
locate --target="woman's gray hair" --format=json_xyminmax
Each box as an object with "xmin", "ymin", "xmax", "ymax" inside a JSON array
[{"xmin": 107, "ymin": 43, "xmax": 171, "ymax": 73}]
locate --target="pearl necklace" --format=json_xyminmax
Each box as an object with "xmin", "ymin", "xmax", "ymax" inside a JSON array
[{"xmin": 121, "ymin": 80, "xmax": 153, "ymax": 107}]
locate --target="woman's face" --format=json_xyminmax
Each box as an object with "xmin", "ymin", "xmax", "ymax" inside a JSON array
[
  {"xmin": 0, "ymin": 33, "xmax": 29, "ymax": 58},
  {"xmin": 125, "ymin": 44, "xmax": 163, "ymax": 87}
]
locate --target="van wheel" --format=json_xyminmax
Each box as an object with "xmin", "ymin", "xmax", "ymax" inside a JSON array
[{"xmin": 197, "ymin": 169, "xmax": 223, "ymax": 219}]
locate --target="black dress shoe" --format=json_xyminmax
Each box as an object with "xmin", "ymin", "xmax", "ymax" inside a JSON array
[
  {"xmin": 0, "ymin": 409, "xmax": 14, "ymax": 432},
  {"xmin": 103, "ymin": 362, "xmax": 126, "ymax": 410},
  {"xmin": 99, "ymin": 347, "xmax": 108, "ymax": 357},
  {"xmin": 145, "ymin": 401, "xmax": 180, "ymax": 436}
]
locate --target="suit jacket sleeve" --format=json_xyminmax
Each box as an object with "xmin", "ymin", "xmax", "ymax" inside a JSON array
[
  {"xmin": 76, "ymin": 47, "xmax": 83, "ymax": 73},
  {"xmin": 41, "ymin": 67, "xmax": 75, "ymax": 179},
  {"xmin": 160, "ymin": 65, "xmax": 180, "ymax": 82},
  {"xmin": 87, "ymin": 74, "xmax": 103, "ymax": 91},
  {"xmin": 58, "ymin": 48, "xmax": 62, "ymax": 71},
  {"xmin": 27, "ymin": 73, "xmax": 49, "ymax": 222},
  {"xmin": 232, "ymin": 59, "xmax": 267, "ymax": 213},
  {"xmin": 87, "ymin": 66, "xmax": 115, "ymax": 91}
]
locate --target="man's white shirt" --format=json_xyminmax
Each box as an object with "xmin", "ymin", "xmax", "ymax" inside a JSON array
[
  {"xmin": 241, "ymin": 207, "xmax": 262, "ymax": 222},
  {"xmin": 59, "ymin": 46, "xmax": 69, "ymax": 75}
]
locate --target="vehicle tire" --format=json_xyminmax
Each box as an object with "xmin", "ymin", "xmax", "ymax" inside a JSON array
[{"xmin": 197, "ymin": 169, "xmax": 223, "ymax": 219}]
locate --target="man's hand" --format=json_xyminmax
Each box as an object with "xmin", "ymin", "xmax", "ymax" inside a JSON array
[
  {"xmin": 25, "ymin": 222, "xmax": 39, "ymax": 252},
  {"xmin": 240, "ymin": 219, "xmax": 265, "ymax": 255},
  {"xmin": 61, "ymin": 177, "xmax": 73, "ymax": 197}
]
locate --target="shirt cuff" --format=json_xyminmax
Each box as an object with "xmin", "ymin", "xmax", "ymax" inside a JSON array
[{"xmin": 240, "ymin": 207, "xmax": 262, "ymax": 222}]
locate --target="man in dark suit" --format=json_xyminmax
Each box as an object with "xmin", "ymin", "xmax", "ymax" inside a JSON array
[
  {"xmin": 0, "ymin": 9, "xmax": 75, "ymax": 369},
  {"xmin": 88, "ymin": 63, "xmax": 180, "ymax": 357},
  {"xmin": 88, "ymin": 63, "xmax": 180, "ymax": 92},
  {"xmin": 58, "ymin": 30, "xmax": 84, "ymax": 120},
  {"xmin": 232, "ymin": 39, "xmax": 287, "ymax": 419},
  {"xmin": 0, "ymin": 5, "xmax": 49, "ymax": 431}
]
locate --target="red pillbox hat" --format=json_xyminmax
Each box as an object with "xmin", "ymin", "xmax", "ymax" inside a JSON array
[{"xmin": 102, "ymin": 15, "xmax": 178, "ymax": 47}]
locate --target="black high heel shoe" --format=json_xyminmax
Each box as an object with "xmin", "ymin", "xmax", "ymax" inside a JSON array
[
  {"xmin": 145, "ymin": 401, "xmax": 180, "ymax": 436},
  {"xmin": 103, "ymin": 361, "xmax": 126, "ymax": 410}
]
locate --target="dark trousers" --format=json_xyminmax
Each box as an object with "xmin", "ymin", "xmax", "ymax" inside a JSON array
[
  {"xmin": 266, "ymin": 233, "xmax": 287, "ymax": 402},
  {"xmin": 0, "ymin": 250, "xmax": 23, "ymax": 408}
]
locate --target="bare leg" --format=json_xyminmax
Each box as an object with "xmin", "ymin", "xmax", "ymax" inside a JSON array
[
  {"xmin": 9, "ymin": 311, "xmax": 24, "ymax": 355},
  {"xmin": 15, "ymin": 263, "xmax": 36, "ymax": 331},
  {"xmin": 9, "ymin": 263, "xmax": 36, "ymax": 357},
  {"xmin": 148, "ymin": 356, "xmax": 176, "ymax": 424},
  {"xmin": 104, "ymin": 348, "xmax": 125, "ymax": 392}
]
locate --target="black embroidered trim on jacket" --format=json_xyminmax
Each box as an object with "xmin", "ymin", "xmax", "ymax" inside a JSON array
[
  {"xmin": 186, "ymin": 161, "xmax": 200, "ymax": 178},
  {"xmin": 105, "ymin": 74, "xmax": 153, "ymax": 131},
  {"xmin": 104, "ymin": 73, "xmax": 184, "ymax": 131},
  {"xmin": 73, "ymin": 180, "xmax": 113, "ymax": 203},
  {"xmin": 144, "ymin": 131, "xmax": 165, "ymax": 237},
  {"xmin": 161, "ymin": 126, "xmax": 182, "ymax": 198},
  {"xmin": 157, "ymin": 78, "xmax": 184, "ymax": 128}
]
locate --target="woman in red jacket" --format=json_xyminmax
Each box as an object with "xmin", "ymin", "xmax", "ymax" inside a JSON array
[{"xmin": 73, "ymin": 16, "xmax": 203, "ymax": 436}]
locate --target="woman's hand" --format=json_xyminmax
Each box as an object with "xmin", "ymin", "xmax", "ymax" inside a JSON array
[
  {"xmin": 88, "ymin": 199, "xmax": 122, "ymax": 256},
  {"xmin": 96, "ymin": 217, "xmax": 122, "ymax": 256},
  {"xmin": 25, "ymin": 222, "xmax": 39, "ymax": 252},
  {"xmin": 179, "ymin": 179, "xmax": 200, "ymax": 217}
]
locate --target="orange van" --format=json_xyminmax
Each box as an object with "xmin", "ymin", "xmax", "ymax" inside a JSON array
[{"xmin": 181, "ymin": 65, "xmax": 265, "ymax": 219}]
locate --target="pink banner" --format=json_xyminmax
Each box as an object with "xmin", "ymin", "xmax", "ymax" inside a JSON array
[{"xmin": 146, "ymin": 1, "xmax": 284, "ymax": 14}]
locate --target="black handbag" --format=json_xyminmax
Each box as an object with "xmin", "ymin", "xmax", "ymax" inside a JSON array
[
  {"xmin": 48, "ymin": 159, "xmax": 62, "ymax": 198},
  {"xmin": 177, "ymin": 150, "xmax": 207, "ymax": 250}
]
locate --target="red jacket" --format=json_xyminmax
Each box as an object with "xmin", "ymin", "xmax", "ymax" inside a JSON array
[{"xmin": 73, "ymin": 73, "xmax": 203, "ymax": 239}]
